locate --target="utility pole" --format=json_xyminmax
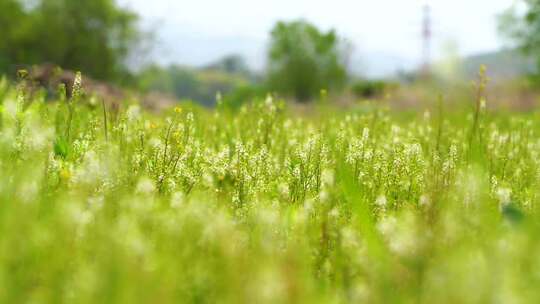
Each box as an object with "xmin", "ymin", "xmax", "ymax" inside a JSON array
[{"xmin": 421, "ymin": 3, "xmax": 432, "ymax": 78}]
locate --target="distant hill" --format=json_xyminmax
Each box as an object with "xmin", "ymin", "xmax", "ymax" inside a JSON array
[
  {"xmin": 147, "ymin": 26, "xmax": 537, "ymax": 81},
  {"xmin": 462, "ymin": 49, "xmax": 536, "ymax": 81}
]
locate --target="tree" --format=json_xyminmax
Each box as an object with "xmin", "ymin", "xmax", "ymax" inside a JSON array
[
  {"xmin": 0, "ymin": 0, "xmax": 28, "ymax": 72},
  {"xmin": 499, "ymin": 0, "xmax": 540, "ymax": 78},
  {"xmin": 267, "ymin": 20, "xmax": 347, "ymax": 102},
  {"xmin": 0, "ymin": 0, "xmax": 144, "ymax": 82}
]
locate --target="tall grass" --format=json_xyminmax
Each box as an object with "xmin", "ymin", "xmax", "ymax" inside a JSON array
[{"xmin": 0, "ymin": 75, "xmax": 540, "ymax": 303}]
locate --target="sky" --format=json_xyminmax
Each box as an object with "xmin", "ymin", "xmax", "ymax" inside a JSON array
[{"xmin": 121, "ymin": 0, "xmax": 514, "ymax": 76}]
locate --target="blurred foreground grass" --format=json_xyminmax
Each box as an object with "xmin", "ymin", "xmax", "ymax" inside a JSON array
[{"xmin": 1, "ymin": 75, "xmax": 540, "ymax": 303}]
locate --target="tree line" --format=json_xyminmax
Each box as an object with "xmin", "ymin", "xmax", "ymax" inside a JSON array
[{"xmin": 2, "ymin": 0, "xmax": 540, "ymax": 103}]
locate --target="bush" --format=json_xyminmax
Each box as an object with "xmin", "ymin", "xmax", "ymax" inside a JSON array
[
  {"xmin": 222, "ymin": 85, "xmax": 268, "ymax": 110},
  {"xmin": 351, "ymin": 80, "xmax": 398, "ymax": 99}
]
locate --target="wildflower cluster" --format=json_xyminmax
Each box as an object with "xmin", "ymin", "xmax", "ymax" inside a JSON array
[{"xmin": 1, "ymin": 79, "xmax": 540, "ymax": 303}]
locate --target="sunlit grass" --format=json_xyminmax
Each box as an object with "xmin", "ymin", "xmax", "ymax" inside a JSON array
[{"xmin": 1, "ymin": 76, "xmax": 540, "ymax": 303}]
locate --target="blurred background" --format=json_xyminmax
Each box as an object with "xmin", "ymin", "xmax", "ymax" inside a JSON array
[{"xmin": 0, "ymin": 0, "xmax": 538, "ymax": 108}]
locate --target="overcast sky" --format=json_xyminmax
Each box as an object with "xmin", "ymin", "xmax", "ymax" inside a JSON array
[{"xmin": 122, "ymin": 0, "xmax": 513, "ymax": 73}]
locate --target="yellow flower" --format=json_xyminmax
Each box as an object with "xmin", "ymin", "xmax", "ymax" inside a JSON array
[
  {"xmin": 60, "ymin": 169, "xmax": 71, "ymax": 180},
  {"xmin": 174, "ymin": 107, "xmax": 183, "ymax": 114},
  {"xmin": 150, "ymin": 123, "xmax": 157, "ymax": 129}
]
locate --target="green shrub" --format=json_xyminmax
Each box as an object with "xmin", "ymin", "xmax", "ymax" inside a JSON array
[{"xmin": 351, "ymin": 80, "xmax": 398, "ymax": 99}]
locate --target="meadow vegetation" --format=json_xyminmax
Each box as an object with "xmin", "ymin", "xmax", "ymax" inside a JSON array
[{"xmin": 1, "ymin": 69, "xmax": 540, "ymax": 303}]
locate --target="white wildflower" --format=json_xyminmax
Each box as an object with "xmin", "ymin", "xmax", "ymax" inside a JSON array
[
  {"xmin": 126, "ymin": 105, "xmax": 141, "ymax": 122},
  {"xmin": 375, "ymin": 195, "xmax": 387, "ymax": 208},
  {"xmin": 496, "ymin": 187, "xmax": 512, "ymax": 208},
  {"xmin": 136, "ymin": 177, "xmax": 155, "ymax": 195}
]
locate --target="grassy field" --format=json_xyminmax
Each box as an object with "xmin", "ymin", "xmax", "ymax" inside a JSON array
[{"xmin": 1, "ymin": 73, "xmax": 540, "ymax": 303}]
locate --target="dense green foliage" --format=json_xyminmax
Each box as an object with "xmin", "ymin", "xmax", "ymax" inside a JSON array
[
  {"xmin": 499, "ymin": 0, "xmax": 540, "ymax": 78},
  {"xmin": 267, "ymin": 20, "xmax": 347, "ymax": 102},
  {"xmin": 1, "ymin": 75, "xmax": 540, "ymax": 303},
  {"xmin": 0, "ymin": 0, "xmax": 142, "ymax": 81}
]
